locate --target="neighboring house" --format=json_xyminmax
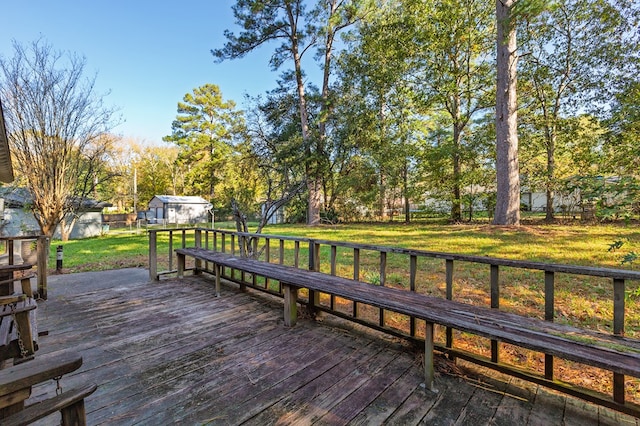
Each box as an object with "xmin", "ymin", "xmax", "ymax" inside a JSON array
[
  {"xmin": 0, "ymin": 187, "xmax": 111, "ymax": 239},
  {"xmin": 146, "ymin": 195, "xmax": 212, "ymax": 225},
  {"xmin": 520, "ymin": 190, "xmax": 581, "ymax": 213}
]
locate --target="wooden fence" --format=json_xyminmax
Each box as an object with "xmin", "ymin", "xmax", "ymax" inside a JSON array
[{"xmin": 148, "ymin": 227, "xmax": 640, "ymax": 411}]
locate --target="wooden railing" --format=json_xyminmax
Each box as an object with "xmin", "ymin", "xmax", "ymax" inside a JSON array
[
  {"xmin": 0, "ymin": 236, "xmax": 49, "ymax": 299},
  {"xmin": 148, "ymin": 227, "xmax": 640, "ymax": 408}
]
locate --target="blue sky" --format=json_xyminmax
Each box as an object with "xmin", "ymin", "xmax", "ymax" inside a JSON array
[{"xmin": 0, "ymin": 0, "xmax": 292, "ymax": 144}]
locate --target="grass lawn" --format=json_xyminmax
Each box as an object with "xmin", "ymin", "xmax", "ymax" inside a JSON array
[{"xmin": 50, "ymin": 221, "xmax": 640, "ymax": 271}]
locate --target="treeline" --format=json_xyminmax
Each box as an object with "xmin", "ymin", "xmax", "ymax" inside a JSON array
[{"xmin": 104, "ymin": 0, "xmax": 640, "ymax": 224}]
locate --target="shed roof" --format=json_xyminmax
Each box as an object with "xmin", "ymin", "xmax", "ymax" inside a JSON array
[
  {"xmin": 153, "ymin": 195, "xmax": 211, "ymax": 205},
  {"xmin": 0, "ymin": 99, "xmax": 14, "ymax": 183}
]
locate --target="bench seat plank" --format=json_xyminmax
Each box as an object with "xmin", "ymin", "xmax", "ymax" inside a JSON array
[
  {"xmin": 0, "ymin": 351, "xmax": 83, "ymax": 397},
  {"xmin": 2, "ymin": 383, "xmax": 97, "ymax": 426},
  {"xmin": 175, "ymin": 248, "xmax": 640, "ymax": 379}
]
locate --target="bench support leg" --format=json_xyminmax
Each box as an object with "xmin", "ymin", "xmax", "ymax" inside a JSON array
[
  {"xmin": 61, "ymin": 399, "xmax": 87, "ymax": 426},
  {"xmin": 283, "ymin": 284, "xmax": 298, "ymax": 327},
  {"xmin": 177, "ymin": 253, "xmax": 185, "ymax": 278},
  {"xmin": 214, "ymin": 264, "xmax": 221, "ymax": 297},
  {"xmin": 424, "ymin": 321, "xmax": 436, "ymax": 392}
]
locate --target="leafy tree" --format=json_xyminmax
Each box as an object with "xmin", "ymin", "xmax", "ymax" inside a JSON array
[
  {"xmin": 0, "ymin": 39, "xmax": 118, "ymax": 240},
  {"xmin": 518, "ymin": 0, "xmax": 640, "ymax": 220},
  {"xmin": 404, "ymin": 0, "xmax": 495, "ymax": 221},
  {"xmin": 163, "ymin": 84, "xmax": 245, "ymax": 209},
  {"xmin": 214, "ymin": 0, "xmax": 366, "ymax": 225}
]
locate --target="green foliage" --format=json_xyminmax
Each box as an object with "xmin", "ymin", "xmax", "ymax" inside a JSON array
[
  {"xmin": 566, "ymin": 175, "xmax": 640, "ymax": 221},
  {"xmin": 163, "ymin": 84, "xmax": 246, "ymax": 208}
]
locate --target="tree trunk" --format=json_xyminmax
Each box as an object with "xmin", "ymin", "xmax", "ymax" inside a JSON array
[
  {"xmin": 494, "ymin": 0, "xmax": 520, "ymax": 226},
  {"xmin": 403, "ymin": 160, "xmax": 410, "ymax": 223},
  {"xmin": 307, "ymin": 176, "xmax": 322, "ymax": 226},
  {"xmin": 545, "ymin": 129, "xmax": 556, "ymax": 220}
]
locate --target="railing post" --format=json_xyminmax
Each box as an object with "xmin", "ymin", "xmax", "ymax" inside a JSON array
[
  {"xmin": 307, "ymin": 239, "xmax": 319, "ymax": 317},
  {"xmin": 148, "ymin": 230, "xmax": 158, "ymax": 282},
  {"xmin": 195, "ymin": 229, "xmax": 202, "ymax": 248},
  {"xmin": 613, "ymin": 278, "xmax": 625, "ymax": 404},
  {"xmin": 330, "ymin": 245, "xmax": 337, "ymax": 310},
  {"xmin": 37, "ymin": 236, "xmax": 49, "ymax": 299},
  {"xmin": 379, "ymin": 251, "xmax": 387, "ymax": 328},
  {"xmin": 544, "ymin": 271, "xmax": 555, "ymax": 380},
  {"xmin": 445, "ymin": 259, "xmax": 454, "ymax": 349},
  {"xmin": 353, "ymin": 248, "xmax": 360, "ymax": 318},
  {"xmin": 192, "ymin": 229, "xmax": 202, "ymax": 273},
  {"xmin": 490, "ymin": 264, "xmax": 499, "ymax": 363},
  {"xmin": 168, "ymin": 231, "xmax": 174, "ymax": 272},
  {"xmin": 409, "ymin": 255, "xmax": 417, "ymax": 336}
]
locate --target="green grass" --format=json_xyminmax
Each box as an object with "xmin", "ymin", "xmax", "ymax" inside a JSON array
[{"xmin": 49, "ymin": 221, "xmax": 640, "ymax": 272}]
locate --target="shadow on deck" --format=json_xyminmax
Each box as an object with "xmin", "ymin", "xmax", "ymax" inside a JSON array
[{"xmin": 27, "ymin": 268, "xmax": 637, "ymax": 425}]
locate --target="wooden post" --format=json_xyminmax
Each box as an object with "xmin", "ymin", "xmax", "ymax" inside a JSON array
[
  {"xmin": 37, "ymin": 236, "xmax": 49, "ymax": 299},
  {"xmin": 490, "ymin": 264, "xmax": 499, "ymax": 363},
  {"xmin": 307, "ymin": 240, "xmax": 319, "ymax": 318},
  {"xmin": 194, "ymin": 229, "xmax": 202, "ymax": 275},
  {"xmin": 409, "ymin": 255, "xmax": 417, "ymax": 336},
  {"xmin": 353, "ymin": 248, "xmax": 360, "ymax": 318},
  {"xmin": 279, "ymin": 240, "xmax": 285, "ymax": 265},
  {"xmin": 195, "ymin": 229, "xmax": 202, "ymax": 248},
  {"xmin": 148, "ymin": 231, "xmax": 157, "ymax": 282},
  {"xmin": 177, "ymin": 252, "xmax": 185, "ymax": 278},
  {"xmin": 168, "ymin": 231, "xmax": 174, "ymax": 272},
  {"xmin": 445, "ymin": 259, "xmax": 454, "ymax": 349},
  {"xmin": 214, "ymin": 263, "xmax": 221, "ymax": 297},
  {"xmin": 61, "ymin": 399, "xmax": 87, "ymax": 426},
  {"xmin": 330, "ymin": 245, "xmax": 337, "ymax": 310},
  {"xmin": 283, "ymin": 283, "xmax": 298, "ymax": 326},
  {"xmin": 544, "ymin": 271, "xmax": 555, "ymax": 380},
  {"xmin": 424, "ymin": 321, "xmax": 436, "ymax": 392},
  {"xmin": 613, "ymin": 278, "xmax": 625, "ymax": 404},
  {"xmin": 379, "ymin": 251, "xmax": 387, "ymax": 327}
]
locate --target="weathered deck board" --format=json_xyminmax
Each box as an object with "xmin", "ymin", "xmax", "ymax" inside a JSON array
[{"xmin": 20, "ymin": 269, "xmax": 638, "ymax": 425}]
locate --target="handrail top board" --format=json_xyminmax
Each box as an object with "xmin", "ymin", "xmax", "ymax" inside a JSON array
[
  {"xmin": 0, "ymin": 263, "xmax": 34, "ymax": 273},
  {"xmin": 185, "ymin": 228, "xmax": 640, "ymax": 280},
  {"xmin": 0, "ymin": 351, "xmax": 83, "ymax": 396},
  {"xmin": 176, "ymin": 247, "xmax": 640, "ymax": 378}
]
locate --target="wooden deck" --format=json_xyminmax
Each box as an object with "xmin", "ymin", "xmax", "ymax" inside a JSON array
[{"xmin": 24, "ymin": 268, "xmax": 638, "ymax": 425}]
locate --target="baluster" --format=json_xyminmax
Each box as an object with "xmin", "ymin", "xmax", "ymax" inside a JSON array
[
  {"xmin": 353, "ymin": 248, "xmax": 360, "ymax": 318},
  {"xmin": 168, "ymin": 231, "xmax": 174, "ymax": 272},
  {"xmin": 613, "ymin": 278, "xmax": 626, "ymax": 404},
  {"xmin": 379, "ymin": 251, "xmax": 387, "ymax": 327},
  {"xmin": 490, "ymin": 264, "xmax": 499, "ymax": 363},
  {"xmin": 544, "ymin": 271, "xmax": 555, "ymax": 380},
  {"xmin": 410, "ymin": 255, "xmax": 417, "ymax": 336},
  {"xmin": 446, "ymin": 259, "xmax": 454, "ymax": 349},
  {"xmin": 330, "ymin": 245, "xmax": 337, "ymax": 310}
]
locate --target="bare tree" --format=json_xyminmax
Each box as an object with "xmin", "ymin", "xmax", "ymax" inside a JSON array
[{"xmin": 0, "ymin": 39, "xmax": 118, "ymax": 240}]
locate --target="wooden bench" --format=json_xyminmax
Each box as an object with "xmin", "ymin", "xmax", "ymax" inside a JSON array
[
  {"xmin": 175, "ymin": 247, "xmax": 640, "ymax": 415},
  {"xmin": 0, "ymin": 351, "xmax": 96, "ymax": 425}
]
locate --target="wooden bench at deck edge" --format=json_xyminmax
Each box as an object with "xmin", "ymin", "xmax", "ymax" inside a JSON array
[{"xmin": 175, "ymin": 247, "xmax": 640, "ymax": 415}]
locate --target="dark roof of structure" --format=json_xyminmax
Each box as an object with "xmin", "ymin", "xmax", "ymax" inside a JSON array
[
  {"xmin": 0, "ymin": 187, "xmax": 112, "ymax": 210},
  {"xmin": 0, "ymin": 99, "xmax": 14, "ymax": 183}
]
